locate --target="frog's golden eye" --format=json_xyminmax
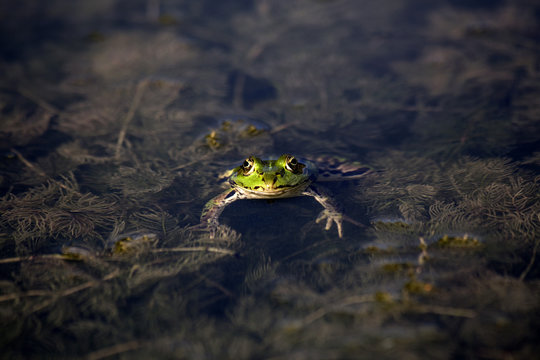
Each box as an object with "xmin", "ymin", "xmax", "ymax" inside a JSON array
[
  {"xmin": 285, "ymin": 155, "xmax": 301, "ymax": 173},
  {"xmin": 242, "ymin": 157, "xmax": 255, "ymax": 175}
]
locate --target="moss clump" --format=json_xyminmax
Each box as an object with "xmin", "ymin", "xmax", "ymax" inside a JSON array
[
  {"xmin": 107, "ymin": 231, "xmax": 159, "ymax": 254},
  {"xmin": 372, "ymin": 219, "xmax": 413, "ymax": 233},
  {"xmin": 404, "ymin": 280, "xmax": 434, "ymax": 295},
  {"xmin": 382, "ymin": 262, "xmax": 415, "ymax": 274},
  {"xmin": 435, "ymin": 234, "xmax": 481, "ymax": 248}
]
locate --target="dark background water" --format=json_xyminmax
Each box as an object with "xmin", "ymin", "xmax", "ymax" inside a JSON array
[{"xmin": 1, "ymin": 0, "xmax": 539, "ymax": 359}]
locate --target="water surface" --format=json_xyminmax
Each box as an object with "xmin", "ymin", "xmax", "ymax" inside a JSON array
[{"xmin": 1, "ymin": 0, "xmax": 539, "ymax": 358}]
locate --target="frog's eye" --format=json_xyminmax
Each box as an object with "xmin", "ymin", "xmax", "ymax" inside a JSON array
[
  {"xmin": 285, "ymin": 155, "xmax": 300, "ymax": 172},
  {"xmin": 242, "ymin": 157, "xmax": 255, "ymax": 175}
]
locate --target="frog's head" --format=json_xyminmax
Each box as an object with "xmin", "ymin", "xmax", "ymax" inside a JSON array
[{"xmin": 230, "ymin": 154, "xmax": 315, "ymax": 199}]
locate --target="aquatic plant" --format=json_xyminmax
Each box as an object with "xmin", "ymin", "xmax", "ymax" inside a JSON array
[
  {"xmin": 0, "ymin": 91, "xmax": 52, "ymax": 148},
  {"xmin": 360, "ymin": 153, "xmax": 540, "ymax": 243},
  {"xmin": 0, "ymin": 174, "xmax": 118, "ymax": 253}
]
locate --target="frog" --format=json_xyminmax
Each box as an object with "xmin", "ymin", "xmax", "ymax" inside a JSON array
[{"xmin": 200, "ymin": 154, "xmax": 371, "ymax": 238}]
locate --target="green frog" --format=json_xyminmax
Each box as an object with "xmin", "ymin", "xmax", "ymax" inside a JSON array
[{"xmin": 200, "ymin": 154, "xmax": 371, "ymax": 238}]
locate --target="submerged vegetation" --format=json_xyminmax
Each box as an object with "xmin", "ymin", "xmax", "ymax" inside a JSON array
[{"xmin": 1, "ymin": 0, "xmax": 539, "ymax": 359}]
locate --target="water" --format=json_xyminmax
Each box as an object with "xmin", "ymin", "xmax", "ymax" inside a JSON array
[{"xmin": 1, "ymin": 0, "xmax": 539, "ymax": 358}]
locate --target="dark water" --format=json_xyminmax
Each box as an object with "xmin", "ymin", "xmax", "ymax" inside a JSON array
[{"xmin": 1, "ymin": 0, "xmax": 539, "ymax": 359}]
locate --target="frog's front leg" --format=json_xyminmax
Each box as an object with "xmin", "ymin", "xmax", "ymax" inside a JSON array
[
  {"xmin": 302, "ymin": 185, "xmax": 344, "ymax": 238},
  {"xmin": 200, "ymin": 189, "xmax": 240, "ymax": 235}
]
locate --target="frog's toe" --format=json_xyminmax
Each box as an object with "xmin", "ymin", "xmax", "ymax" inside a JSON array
[
  {"xmin": 335, "ymin": 220, "xmax": 343, "ymax": 238},
  {"xmin": 315, "ymin": 209, "xmax": 343, "ymax": 238},
  {"xmin": 190, "ymin": 222, "xmax": 218, "ymax": 238}
]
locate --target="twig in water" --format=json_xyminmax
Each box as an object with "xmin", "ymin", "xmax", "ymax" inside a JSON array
[
  {"xmin": 10, "ymin": 148, "xmax": 73, "ymax": 191},
  {"xmin": 0, "ymin": 254, "xmax": 70, "ymax": 265},
  {"xmin": 519, "ymin": 239, "xmax": 539, "ymax": 282},
  {"xmin": 17, "ymin": 87, "xmax": 60, "ymax": 115},
  {"xmin": 27, "ymin": 270, "xmax": 120, "ymax": 314},
  {"xmin": 115, "ymin": 80, "xmax": 148, "ymax": 159},
  {"xmin": 151, "ymin": 246, "xmax": 235, "ymax": 256},
  {"xmin": 85, "ymin": 340, "xmax": 143, "ymax": 360}
]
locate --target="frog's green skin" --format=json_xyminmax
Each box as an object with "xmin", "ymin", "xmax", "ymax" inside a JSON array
[{"xmin": 201, "ymin": 154, "xmax": 365, "ymax": 238}]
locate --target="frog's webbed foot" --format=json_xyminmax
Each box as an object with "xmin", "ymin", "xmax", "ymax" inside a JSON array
[
  {"xmin": 315, "ymin": 208, "xmax": 343, "ymax": 238},
  {"xmin": 190, "ymin": 222, "xmax": 233, "ymax": 239},
  {"xmin": 198, "ymin": 189, "xmax": 239, "ymax": 238},
  {"xmin": 303, "ymin": 185, "xmax": 344, "ymax": 238}
]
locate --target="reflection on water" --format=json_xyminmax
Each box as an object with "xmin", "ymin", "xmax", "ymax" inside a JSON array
[{"xmin": 1, "ymin": 0, "xmax": 539, "ymax": 358}]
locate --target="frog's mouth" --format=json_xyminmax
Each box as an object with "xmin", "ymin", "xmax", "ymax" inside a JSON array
[{"xmin": 231, "ymin": 180, "xmax": 311, "ymax": 199}]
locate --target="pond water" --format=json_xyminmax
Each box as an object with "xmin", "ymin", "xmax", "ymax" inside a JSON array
[{"xmin": 1, "ymin": 0, "xmax": 539, "ymax": 359}]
